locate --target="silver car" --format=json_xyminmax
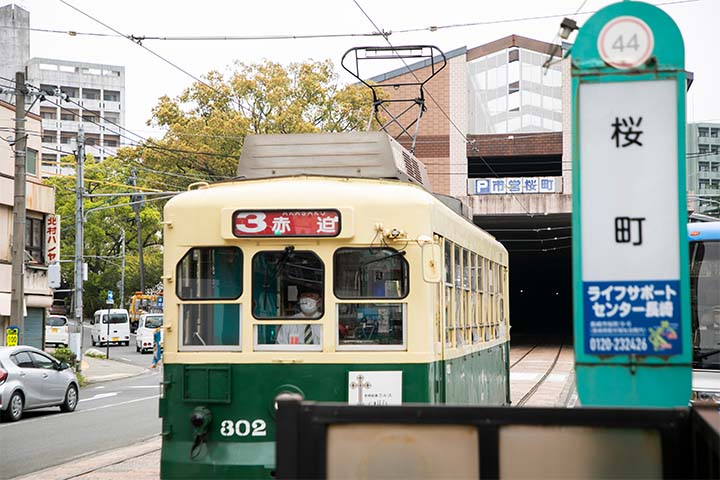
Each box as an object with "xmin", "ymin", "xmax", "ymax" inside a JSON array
[{"xmin": 0, "ymin": 346, "xmax": 79, "ymax": 422}]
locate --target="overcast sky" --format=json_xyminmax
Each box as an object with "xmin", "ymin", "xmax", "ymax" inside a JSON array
[{"xmin": 11, "ymin": 0, "xmax": 714, "ymax": 141}]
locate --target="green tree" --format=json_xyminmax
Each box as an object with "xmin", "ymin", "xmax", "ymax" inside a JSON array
[
  {"xmin": 125, "ymin": 59, "xmax": 377, "ymax": 187},
  {"xmin": 45, "ymin": 154, "xmax": 164, "ymax": 316}
]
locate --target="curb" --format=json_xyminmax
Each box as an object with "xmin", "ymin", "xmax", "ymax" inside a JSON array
[
  {"xmin": 15, "ymin": 435, "xmax": 161, "ymax": 480},
  {"xmin": 79, "ymin": 358, "xmax": 150, "ymax": 385}
]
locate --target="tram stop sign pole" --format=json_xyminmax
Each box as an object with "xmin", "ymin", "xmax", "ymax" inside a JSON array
[{"xmin": 571, "ymin": 1, "xmax": 690, "ymax": 407}]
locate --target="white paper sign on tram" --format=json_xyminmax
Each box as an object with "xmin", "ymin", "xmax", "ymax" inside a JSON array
[{"xmin": 347, "ymin": 371, "xmax": 402, "ymax": 406}]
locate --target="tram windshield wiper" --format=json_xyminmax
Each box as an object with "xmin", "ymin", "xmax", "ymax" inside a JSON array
[{"xmin": 274, "ymin": 245, "xmax": 295, "ymax": 275}]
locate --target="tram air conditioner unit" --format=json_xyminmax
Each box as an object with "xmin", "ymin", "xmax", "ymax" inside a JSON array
[{"xmin": 237, "ymin": 132, "xmax": 432, "ymax": 190}]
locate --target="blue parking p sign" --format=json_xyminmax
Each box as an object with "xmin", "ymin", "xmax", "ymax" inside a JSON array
[{"xmin": 106, "ymin": 290, "xmax": 114, "ymax": 305}]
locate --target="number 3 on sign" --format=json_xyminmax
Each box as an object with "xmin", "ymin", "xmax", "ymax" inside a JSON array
[
  {"xmin": 220, "ymin": 419, "xmax": 267, "ymax": 437},
  {"xmin": 598, "ymin": 16, "xmax": 654, "ymax": 69},
  {"xmin": 234, "ymin": 212, "xmax": 267, "ymax": 234}
]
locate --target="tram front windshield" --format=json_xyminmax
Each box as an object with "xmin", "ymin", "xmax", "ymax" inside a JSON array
[{"xmin": 689, "ymin": 240, "xmax": 720, "ymax": 370}]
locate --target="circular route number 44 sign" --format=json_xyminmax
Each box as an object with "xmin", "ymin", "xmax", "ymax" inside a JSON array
[{"xmin": 598, "ymin": 16, "xmax": 654, "ymax": 69}]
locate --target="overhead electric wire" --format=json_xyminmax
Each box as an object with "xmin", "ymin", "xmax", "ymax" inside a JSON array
[
  {"xmin": 391, "ymin": 0, "xmax": 699, "ymax": 34},
  {"xmin": 18, "ymin": 0, "xmax": 694, "ymax": 42},
  {"xmin": 351, "ymin": 0, "xmax": 536, "ymax": 217},
  {"xmin": 57, "ymin": 0, "xmax": 242, "ymax": 113}
]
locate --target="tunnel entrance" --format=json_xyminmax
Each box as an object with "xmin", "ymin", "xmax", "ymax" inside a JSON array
[{"xmin": 475, "ymin": 214, "xmax": 573, "ymax": 339}]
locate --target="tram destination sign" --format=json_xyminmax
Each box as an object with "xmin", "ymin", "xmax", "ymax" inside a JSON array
[{"xmin": 232, "ymin": 209, "xmax": 341, "ymax": 237}]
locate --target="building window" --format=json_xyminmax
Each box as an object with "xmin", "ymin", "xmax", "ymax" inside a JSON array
[
  {"xmin": 699, "ymin": 144, "xmax": 709, "ymax": 154},
  {"xmin": 42, "ymin": 131, "xmax": 57, "ymax": 143},
  {"xmin": 26, "ymin": 217, "xmax": 44, "ymax": 263},
  {"xmin": 60, "ymin": 86, "xmax": 78, "ymax": 98},
  {"xmin": 61, "ymin": 110, "xmax": 78, "ymax": 121},
  {"xmin": 26, "ymin": 149, "xmax": 37, "ymax": 176},
  {"xmin": 699, "ymin": 127, "xmax": 709, "ymax": 137},
  {"xmin": 711, "ymin": 145, "xmax": 719, "ymax": 154},
  {"xmin": 699, "ymin": 162, "xmax": 709, "ymax": 172},
  {"xmin": 104, "ymin": 137, "xmax": 118, "ymax": 147},
  {"xmin": 711, "ymin": 128, "xmax": 719, "ymax": 138},
  {"xmin": 40, "ymin": 83, "xmax": 56, "ymax": 94},
  {"xmin": 40, "ymin": 108, "xmax": 56, "ymax": 120},
  {"xmin": 104, "ymin": 112, "xmax": 120, "ymax": 124},
  {"xmin": 82, "ymin": 112, "xmax": 99, "ymax": 123},
  {"xmin": 103, "ymin": 90, "xmax": 120, "ymax": 102},
  {"xmin": 508, "ymin": 48, "xmax": 519, "ymax": 63},
  {"xmin": 82, "ymin": 88, "xmax": 100, "ymax": 100}
]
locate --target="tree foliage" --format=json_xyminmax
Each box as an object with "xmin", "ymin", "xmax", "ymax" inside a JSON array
[
  {"xmin": 131, "ymin": 59, "xmax": 377, "ymax": 187},
  {"xmin": 45, "ymin": 154, "xmax": 163, "ymax": 315}
]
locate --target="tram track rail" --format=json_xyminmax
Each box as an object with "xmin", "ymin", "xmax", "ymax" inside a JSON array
[
  {"xmin": 509, "ymin": 344, "xmax": 537, "ymax": 369},
  {"xmin": 515, "ymin": 343, "xmax": 564, "ymax": 407}
]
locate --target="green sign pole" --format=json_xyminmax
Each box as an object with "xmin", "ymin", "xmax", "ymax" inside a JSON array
[{"xmin": 571, "ymin": 1, "xmax": 690, "ymax": 407}]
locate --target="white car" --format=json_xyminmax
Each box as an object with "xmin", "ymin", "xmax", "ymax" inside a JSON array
[
  {"xmin": 45, "ymin": 315, "xmax": 69, "ymax": 347},
  {"xmin": 135, "ymin": 313, "xmax": 163, "ymax": 354}
]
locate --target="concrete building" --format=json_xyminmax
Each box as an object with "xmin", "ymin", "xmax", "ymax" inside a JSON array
[
  {"xmin": 30, "ymin": 58, "xmax": 126, "ymax": 174},
  {"xmin": 0, "ymin": 4, "xmax": 126, "ymax": 176},
  {"xmin": 686, "ymin": 122, "xmax": 720, "ymax": 215},
  {"xmin": 0, "ymin": 100, "xmax": 55, "ymax": 347}
]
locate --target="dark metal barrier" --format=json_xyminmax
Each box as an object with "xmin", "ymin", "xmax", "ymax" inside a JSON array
[{"xmin": 276, "ymin": 399, "xmax": 720, "ymax": 479}]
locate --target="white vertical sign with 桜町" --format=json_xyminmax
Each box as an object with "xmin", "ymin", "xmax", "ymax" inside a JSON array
[
  {"xmin": 580, "ymin": 80, "xmax": 681, "ymax": 356},
  {"xmin": 571, "ymin": 0, "xmax": 690, "ymax": 407}
]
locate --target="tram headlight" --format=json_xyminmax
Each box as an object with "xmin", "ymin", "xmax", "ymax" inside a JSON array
[{"xmin": 190, "ymin": 406, "xmax": 213, "ymax": 435}]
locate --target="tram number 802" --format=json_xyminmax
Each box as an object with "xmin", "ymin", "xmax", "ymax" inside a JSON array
[{"xmin": 220, "ymin": 419, "xmax": 268, "ymax": 437}]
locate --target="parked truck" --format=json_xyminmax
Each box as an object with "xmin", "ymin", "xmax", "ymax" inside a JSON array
[{"xmin": 128, "ymin": 291, "xmax": 163, "ymax": 332}]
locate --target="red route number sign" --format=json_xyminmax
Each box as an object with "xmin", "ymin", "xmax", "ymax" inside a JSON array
[{"xmin": 232, "ymin": 210, "xmax": 341, "ymax": 237}]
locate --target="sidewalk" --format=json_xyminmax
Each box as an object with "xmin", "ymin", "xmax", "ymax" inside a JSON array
[
  {"xmin": 80, "ymin": 352, "xmax": 149, "ymax": 384},
  {"xmin": 15, "ymin": 436, "xmax": 161, "ymax": 480}
]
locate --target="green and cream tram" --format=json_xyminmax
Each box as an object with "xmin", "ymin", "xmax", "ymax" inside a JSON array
[{"xmin": 159, "ymin": 132, "xmax": 510, "ymax": 478}]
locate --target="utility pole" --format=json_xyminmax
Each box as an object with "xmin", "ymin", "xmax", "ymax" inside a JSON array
[
  {"xmin": 120, "ymin": 229, "xmax": 126, "ymax": 309},
  {"xmin": 74, "ymin": 126, "xmax": 85, "ymax": 369},
  {"xmin": 10, "ymin": 71, "xmax": 27, "ymax": 343},
  {"xmin": 131, "ymin": 169, "xmax": 145, "ymax": 292}
]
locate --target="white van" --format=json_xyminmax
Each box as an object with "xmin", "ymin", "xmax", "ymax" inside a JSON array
[
  {"xmin": 135, "ymin": 313, "xmax": 163, "ymax": 354},
  {"xmin": 91, "ymin": 309, "xmax": 131, "ymax": 346}
]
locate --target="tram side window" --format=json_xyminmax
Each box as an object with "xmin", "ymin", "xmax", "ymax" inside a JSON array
[
  {"xmin": 176, "ymin": 247, "xmax": 242, "ymax": 300},
  {"xmin": 180, "ymin": 303, "xmax": 241, "ymax": 349},
  {"xmin": 454, "ymin": 244, "xmax": 463, "ymax": 346},
  {"xmin": 253, "ymin": 250, "xmax": 324, "ymax": 348},
  {"xmin": 334, "ymin": 248, "xmax": 408, "ymax": 299},
  {"xmin": 337, "ymin": 303, "xmax": 405, "ymax": 348},
  {"xmin": 471, "ymin": 253, "xmax": 479, "ymax": 344},
  {"xmin": 463, "ymin": 249, "xmax": 471, "ymax": 344},
  {"xmin": 444, "ymin": 240, "xmax": 454, "ymax": 347},
  {"xmin": 334, "ymin": 248, "xmax": 408, "ymax": 348}
]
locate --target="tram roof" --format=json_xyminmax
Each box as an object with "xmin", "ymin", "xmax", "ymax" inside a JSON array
[{"xmin": 237, "ymin": 131, "xmax": 432, "ymax": 190}]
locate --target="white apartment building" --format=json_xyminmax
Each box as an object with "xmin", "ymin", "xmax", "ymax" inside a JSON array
[
  {"xmin": 29, "ymin": 59, "xmax": 125, "ymax": 175},
  {"xmin": 687, "ymin": 122, "xmax": 720, "ymax": 215}
]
